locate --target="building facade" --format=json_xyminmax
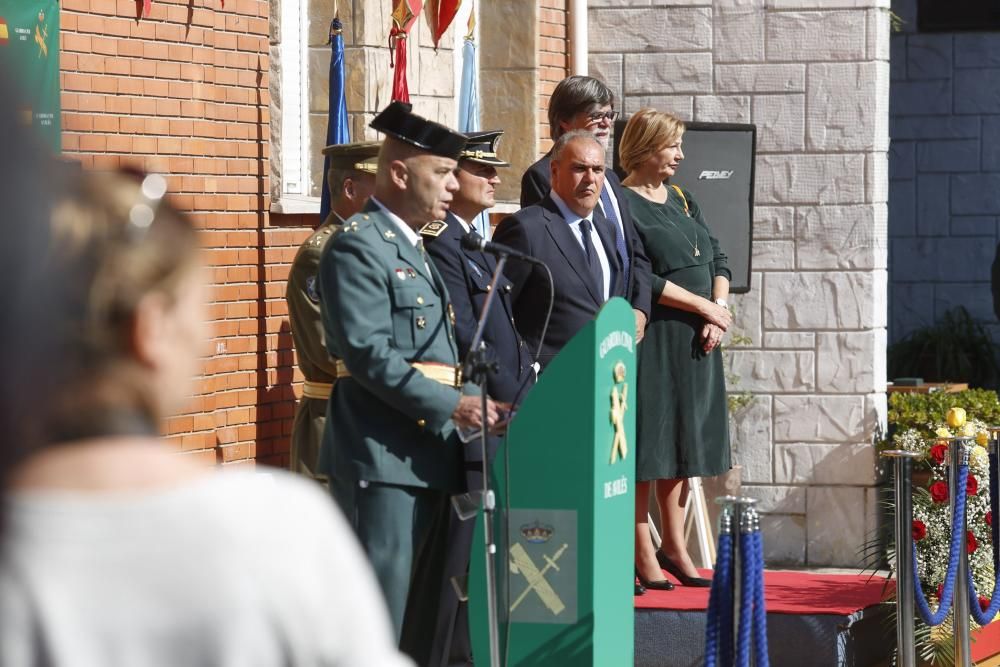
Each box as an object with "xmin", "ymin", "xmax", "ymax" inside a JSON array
[{"xmin": 57, "ymin": 0, "xmax": 891, "ymax": 567}]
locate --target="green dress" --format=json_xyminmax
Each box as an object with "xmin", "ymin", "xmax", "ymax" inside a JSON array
[{"xmin": 623, "ymin": 186, "xmax": 732, "ymax": 481}]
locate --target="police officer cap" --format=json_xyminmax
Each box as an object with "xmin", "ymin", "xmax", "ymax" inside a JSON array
[
  {"xmin": 370, "ymin": 101, "xmax": 466, "ymax": 160},
  {"xmin": 460, "ymin": 130, "xmax": 509, "ymax": 167},
  {"xmin": 321, "ymin": 141, "xmax": 381, "ymax": 175}
]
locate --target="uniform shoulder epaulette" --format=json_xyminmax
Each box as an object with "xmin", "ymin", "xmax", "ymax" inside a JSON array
[{"xmin": 419, "ymin": 220, "xmax": 447, "ymax": 238}]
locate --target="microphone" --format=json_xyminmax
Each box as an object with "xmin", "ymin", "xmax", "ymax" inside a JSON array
[{"xmin": 461, "ymin": 233, "xmax": 544, "ymax": 265}]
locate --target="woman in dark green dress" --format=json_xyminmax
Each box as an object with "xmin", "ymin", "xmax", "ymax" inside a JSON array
[{"xmin": 619, "ymin": 109, "xmax": 732, "ymax": 589}]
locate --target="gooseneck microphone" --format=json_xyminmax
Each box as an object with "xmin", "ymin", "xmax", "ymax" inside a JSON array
[{"xmin": 461, "ymin": 233, "xmax": 545, "ymax": 266}]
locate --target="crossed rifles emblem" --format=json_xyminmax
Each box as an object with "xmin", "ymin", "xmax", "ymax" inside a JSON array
[{"xmin": 509, "ymin": 542, "xmax": 569, "ymax": 616}]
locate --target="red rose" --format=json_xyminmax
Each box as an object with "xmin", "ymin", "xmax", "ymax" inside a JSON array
[
  {"xmin": 981, "ymin": 596, "xmax": 991, "ymax": 611},
  {"xmin": 968, "ymin": 531, "xmax": 978, "ymax": 554},
  {"xmin": 930, "ymin": 481, "xmax": 949, "ymax": 503},
  {"xmin": 930, "ymin": 443, "xmax": 948, "ymax": 465},
  {"xmin": 937, "ymin": 583, "xmax": 944, "ymax": 600},
  {"xmin": 988, "ymin": 511, "xmax": 993, "ymax": 527},
  {"xmin": 968, "ymin": 475, "xmax": 979, "ymax": 496},
  {"xmin": 913, "ymin": 520, "xmax": 927, "ymax": 541}
]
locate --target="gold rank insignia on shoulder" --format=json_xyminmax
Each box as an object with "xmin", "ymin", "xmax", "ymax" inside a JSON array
[
  {"xmin": 344, "ymin": 220, "xmax": 360, "ymax": 232},
  {"xmin": 419, "ymin": 220, "xmax": 446, "ymax": 238},
  {"xmin": 383, "ymin": 229, "xmax": 396, "ymax": 240}
]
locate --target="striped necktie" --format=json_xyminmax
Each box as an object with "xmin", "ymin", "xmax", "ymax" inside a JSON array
[{"xmin": 599, "ymin": 185, "xmax": 630, "ymax": 288}]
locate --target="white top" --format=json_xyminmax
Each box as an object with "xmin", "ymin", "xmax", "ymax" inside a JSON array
[
  {"xmin": 0, "ymin": 470, "xmax": 413, "ymax": 667},
  {"xmin": 551, "ymin": 190, "xmax": 611, "ymax": 300}
]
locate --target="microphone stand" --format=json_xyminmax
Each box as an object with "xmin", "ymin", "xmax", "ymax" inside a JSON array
[{"xmin": 462, "ymin": 253, "xmax": 508, "ymax": 667}]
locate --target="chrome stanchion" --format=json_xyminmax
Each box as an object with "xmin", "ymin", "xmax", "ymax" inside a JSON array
[
  {"xmin": 880, "ymin": 449, "xmax": 921, "ymax": 667},
  {"xmin": 951, "ymin": 437, "xmax": 972, "ymax": 667}
]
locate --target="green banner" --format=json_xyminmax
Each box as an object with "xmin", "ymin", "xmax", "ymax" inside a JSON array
[{"xmin": 0, "ymin": 0, "xmax": 59, "ymax": 152}]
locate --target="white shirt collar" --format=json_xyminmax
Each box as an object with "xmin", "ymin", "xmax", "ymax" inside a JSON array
[
  {"xmin": 370, "ymin": 197, "xmax": 422, "ymax": 247},
  {"xmin": 550, "ymin": 190, "xmax": 594, "ymax": 226}
]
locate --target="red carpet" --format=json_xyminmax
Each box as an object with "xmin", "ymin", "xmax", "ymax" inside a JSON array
[
  {"xmin": 634, "ymin": 569, "xmax": 1000, "ymax": 662},
  {"xmin": 634, "ymin": 568, "xmax": 894, "ymax": 614}
]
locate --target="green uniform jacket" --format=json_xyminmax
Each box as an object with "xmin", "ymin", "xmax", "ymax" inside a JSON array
[
  {"xmin": 285, "ymin": 216, "xmax": 342, "ymax": 479},
  {"xmin": 318, "ymin": 202, "xmax": 469, "ymax": 492}
]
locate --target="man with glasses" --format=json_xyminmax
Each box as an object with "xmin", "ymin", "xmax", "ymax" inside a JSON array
[{"xmin": 520, "ymin": 75, "xmax": 652, "ymax": 344}]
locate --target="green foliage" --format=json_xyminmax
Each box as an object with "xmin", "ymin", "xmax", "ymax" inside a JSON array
[
  {"xmin": 883, "ymin": 388, "xmax": 1000, "ymax": 449},
  {"xmin": 887, "ymin": 306, "xmax": 1000, "ymax": 389},
  {"xmin": 722, "ymin": 309, "xmax": 753, "ymax": 416}
]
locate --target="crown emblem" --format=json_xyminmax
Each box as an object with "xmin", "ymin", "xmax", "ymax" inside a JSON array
[{"xmin": 520, "ymin": 520, "xmax": 554, "ymax": 544}]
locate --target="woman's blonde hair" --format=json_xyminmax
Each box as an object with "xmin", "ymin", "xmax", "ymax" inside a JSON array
[
  {"xmin": 618, "ymin": 108, "xmax": 685, "ymax": 175},
  {"xmin": 40, "ymin": 169, "xmax": 199, "ymax": 442}
]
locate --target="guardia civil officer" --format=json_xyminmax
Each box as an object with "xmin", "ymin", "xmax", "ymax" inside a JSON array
[
  {"xmin": 286, "ymin": 141, "xmax": 379, "ymax": 482},
  {"xmin": 421, "ymin": 130, "xmax": 535, "ymax": 666},
  {"xmin": 317, "ymin": 102, "xmax": 501, "ymax": 666}
]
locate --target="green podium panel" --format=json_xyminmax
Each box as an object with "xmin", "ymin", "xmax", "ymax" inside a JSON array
[{"xmin": 470, "ymin": 298, "xmax": 636, "ymax": 666}]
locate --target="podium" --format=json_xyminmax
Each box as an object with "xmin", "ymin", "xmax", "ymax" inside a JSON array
[{"xmin": 469, "ymin": 298, "xmax": 637, "ymax": 666}]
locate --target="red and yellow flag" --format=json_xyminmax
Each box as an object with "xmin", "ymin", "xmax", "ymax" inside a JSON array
[
  {"xmin": 426, "ymin": 0, "xmax": 461, "ymax": 49},
  {"xmin": 389, "ymin": 0, "xmax": 422, "ymax": 102}
]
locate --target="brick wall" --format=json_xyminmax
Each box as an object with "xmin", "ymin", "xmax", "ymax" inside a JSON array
[
  {"xmin": 537, "ymin": 0, "xmax": 568, "ymax": 154},
  {"xmin": 60, "ymin": 0, "xmax": 299, "ymax": 469},
  {"xmin": 889, "ymin": 0, "xmax": 1000, "ymax": 343}
]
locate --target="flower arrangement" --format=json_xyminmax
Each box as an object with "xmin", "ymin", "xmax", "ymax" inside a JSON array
[
  {"xmin": 887, "ymin": 401, "xmax": 997, "ymax": 664},
  {"xmin": 893, "ymin": 419, "xmax": 994, "ymax": 604}
]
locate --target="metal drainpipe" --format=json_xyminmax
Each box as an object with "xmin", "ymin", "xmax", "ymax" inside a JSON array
[{"xmin": 569, "ymin": 0, "xmax": 588, "ymax": 76}]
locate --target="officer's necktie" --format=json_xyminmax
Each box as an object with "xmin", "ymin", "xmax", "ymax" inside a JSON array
[
  {"xmin": 579, "ymin": 218, "xmax": 605, "ymax": 300},
  {"xmin": 599, "ymin": 185, "xmax": 630, "ymax": 289},
  {"xmin": 415, "ymin": 239, "xmax": 431, "ymax": 276}
]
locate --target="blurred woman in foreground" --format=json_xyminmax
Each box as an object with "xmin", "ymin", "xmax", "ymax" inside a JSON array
[{"xmin": 0, "ymin": 109, "xmax": 411, "ymax": 666}]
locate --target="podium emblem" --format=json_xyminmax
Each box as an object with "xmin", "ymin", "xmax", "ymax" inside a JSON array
[
  {"xmin": 610, "ymin": 362, "xmax": 629, "ymax": 464},
  {"xmin": 507, "ymin": 509, "xmax": 577, "ymax": 624}
]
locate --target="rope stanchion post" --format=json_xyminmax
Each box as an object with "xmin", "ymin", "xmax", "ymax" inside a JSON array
[
  {"xmin": 951, "ymin": 437, "xmax": 972, "ymax": 667},
  {"xmin": 880, "ymin": 449, "xmax": 921, "ymax": 667}
]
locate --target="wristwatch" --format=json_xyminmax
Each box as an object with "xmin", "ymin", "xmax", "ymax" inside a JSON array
[{"xmin": 714, "ymin": 298, "xmax": 728, "ymax": 308}]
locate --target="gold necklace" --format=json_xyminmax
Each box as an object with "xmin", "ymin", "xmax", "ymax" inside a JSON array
[{"xmin": 655, "ymin": 195, "xmax": 700, "ymax": 257}]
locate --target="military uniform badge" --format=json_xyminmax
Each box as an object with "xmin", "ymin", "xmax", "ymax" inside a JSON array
[
  {"xmin": 419, "ymin": 220, "xmax": 447, "ymax": 238},
  {"xmin": 306, "ymin": 276, "xmax": 320, "ymax": 303}
]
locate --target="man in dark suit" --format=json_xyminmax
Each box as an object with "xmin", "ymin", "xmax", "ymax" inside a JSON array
[
  {"xmin": 422, "ymin": 130, "xmax": 535, "ymax": 667},
  {"xmin": 494, "ymin": 130, "xmax": 627, "ymax": 369},
  {"xmin": 521, "ymin": 75, "xmax": 651, "ymax": 342}
]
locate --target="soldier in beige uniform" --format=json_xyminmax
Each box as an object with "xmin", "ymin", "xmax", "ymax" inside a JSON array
[{"xmin": 286, "ymin": 141, "xmax": 381, "ymax": 480}]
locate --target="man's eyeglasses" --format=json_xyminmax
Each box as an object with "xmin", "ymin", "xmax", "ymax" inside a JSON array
[{"xmin": 586, "ymin": 110, "xmax": 619, "ymax": 124}]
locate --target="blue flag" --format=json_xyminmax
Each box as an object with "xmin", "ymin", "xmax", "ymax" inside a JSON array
[
  {"xmin": 319, "ymin": 17, "xmax": 350, "ymax": 224},
  {"xmin": 458, "ymin": 36, "xmax": 491, "ymax": 239}
]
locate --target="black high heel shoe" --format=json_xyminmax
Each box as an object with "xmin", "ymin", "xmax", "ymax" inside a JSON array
[
  {"xmin": 635, "ymin": 582, "xmax": 646, "ymax": 596},
  {"xmin": 656, "ymin": 550, "xmax": 712, "ymax": 587},
  {"xmin": 635, "ymin": 566, "xmax": 674, "ymax": 591}
]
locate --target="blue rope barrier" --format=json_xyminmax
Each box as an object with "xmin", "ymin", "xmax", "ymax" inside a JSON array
[
  {"xmin": 991, "ymin": 448, "xmax": 999, "ymax": 576},
  {"xmin": 913, "ymin": 464, "xmax": 969, "ymax": 626},
  {"xmin": 966, "ymin": 446, "xmax": 1000, "ymax": 625},
  {"xmin": 704, "ymin": 531, "xmax": 733, "ymax": 667},
  {"xmin": 737, "ymin": 530, "xmax": 755, "ymax": 667},
  {"xmin": 752, "ymin": 529, "xmax": 770, "ymax": 667}
]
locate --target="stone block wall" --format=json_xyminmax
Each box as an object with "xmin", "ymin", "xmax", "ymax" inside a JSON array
[
  {"xmin": 889, "ymin": 0, "xmax": 1000, "ymax": 342},
  {"xmin": 590, "ymin": 0, "xmax": 891, "ymax": 567}
]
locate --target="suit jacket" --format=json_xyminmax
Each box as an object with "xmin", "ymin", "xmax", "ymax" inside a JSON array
[
  {"xmin": 317, "ymin": 201, "xmax": 469, "ymax": 491},
  {"xmin": 492, "ymin": 195, "xmax": 626, "ymax": 369},
  {"xmin": 521, "ymin": 152, "xmax": 653, "ymax": 316},
  {"xmin": 423, "ymin": 212, "xmax": 535, "ymax": 405}
]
